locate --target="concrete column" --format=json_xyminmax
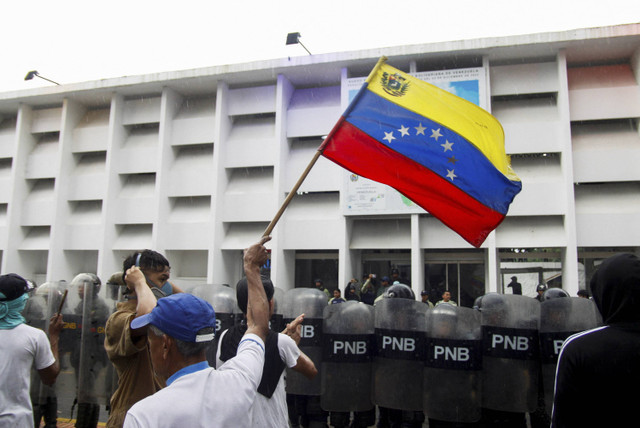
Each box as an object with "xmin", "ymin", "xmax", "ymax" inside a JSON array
[
  {"xmin": 411, "ymin": 214, "xmax": 424, "ymax": 293},
  {"xmin": 2, "ymin": 105, "xmax": 35, "ymax": 276},
  {"xmin": 210, "ymin": 82, "xmax": 231, "ymax": 284},
  {"xmin": 97, "ymin": 93, "xmax": 126, "ymax": 277},
  {"xmin": 47, "ymin": 98, "xmax": 87, "ymax": 280},
  {"xmin": 271, "ymin": 74, "xmax": 295, "ymax": 290},
  {"xmin": 154, "ymin": 87, "xmax": 183, "ymax": 251},
  {"xmin": 556, "ymin": 50, "xmax": 580, "ymax": 297},
  {"xmin": 483, "ymin": 55, "xmax": 500, "ymax": 294},
  {"xmin": 631, "ymin": 46, "xmax": 640, "ymax": 139}
]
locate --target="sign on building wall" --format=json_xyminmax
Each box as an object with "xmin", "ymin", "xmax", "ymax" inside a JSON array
[{"xmin": 342, "ymin": 67, "xmax": 487, "ymax": 215}]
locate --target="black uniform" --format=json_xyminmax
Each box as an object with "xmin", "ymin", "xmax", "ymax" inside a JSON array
[
  {"xmin": 507, "ymin": 277, "xmax": 522, "ymax": 295},
  {"xmin": 552, "ymin": 253, "xmax": 640, "ymax": 428}
]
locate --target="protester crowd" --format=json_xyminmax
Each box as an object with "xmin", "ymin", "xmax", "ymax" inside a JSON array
[{"xmin": 1, "ymin": 248, "xmax": 639, "ymax": 428}]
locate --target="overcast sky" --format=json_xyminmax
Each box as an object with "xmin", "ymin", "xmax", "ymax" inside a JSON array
[{"xmin": 2, "ymin": 0, "xmax": 639, "ymax": 94}]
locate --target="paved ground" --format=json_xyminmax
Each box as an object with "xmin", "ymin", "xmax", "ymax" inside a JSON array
[{"xmin": 40, "ymin": 421, "xmax": 106, "ymax": 427}]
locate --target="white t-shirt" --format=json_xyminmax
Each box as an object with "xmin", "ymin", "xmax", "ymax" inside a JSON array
[
  {"xmin": 0, "ymin": 323, "xmax": 56, "ymax": 428},
  {"xmin": 124, "ymin": 334, "xmax": 265, "ymax": 428},
  {"xmin": 216, "ymin": 331, "xmax": 300, "ymax": 428}
]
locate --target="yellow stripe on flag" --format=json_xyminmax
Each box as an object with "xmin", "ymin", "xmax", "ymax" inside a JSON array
[{"xmin": 366, "ymin": 59, "xmax": 520, "ymax": 182}]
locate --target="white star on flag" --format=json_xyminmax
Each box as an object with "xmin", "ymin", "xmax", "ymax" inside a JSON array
[
  {"xmin": 383, "ymin": 131, "xmax": 396, "ymax": 143},
  {"xmin": 415, "ymin": 123, "xmax": 426, "ymax": 135},
  {"xmin": 441, "ymin": 140, "xmax": 454, "ymax": 152},
  {"xmin": 446, "ymin": 169, "xmax": 457, "ymax": 181},
  {"xmin": 398, "ymin": 125, "xmax": 410, "ymax": 137},
  {"xmin": 430, "ymin": 128, "xmax": 443, "ymax": 140}
]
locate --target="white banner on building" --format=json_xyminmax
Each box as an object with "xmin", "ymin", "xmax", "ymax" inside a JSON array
[{"xmin": 341, "ymin": 67, "xmax": 487, "ymax": 216}]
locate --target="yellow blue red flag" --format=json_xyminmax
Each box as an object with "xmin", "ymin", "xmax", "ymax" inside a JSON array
[{"xmin": 320, "ymin": 57, "xmax": 521, "ymax": 247}]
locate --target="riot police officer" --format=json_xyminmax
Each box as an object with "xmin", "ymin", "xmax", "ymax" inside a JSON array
[
  {"xmin": 534, "ymin": 284, "xmax": 547, "ymax": 302},
  {"xmin": 477, "ymin": 293, "xmax": 539, "ymax": 428},
  {"xmin": 374, "ymin": 283, "xmax": 426, "ymax": 428},
  {"xmin": 322, "ymin": 300, "xmax": 375, "ymax": 428},
  {"xmin": 64, "ymin": 273, "xmax": 113, "ymax": 428}
]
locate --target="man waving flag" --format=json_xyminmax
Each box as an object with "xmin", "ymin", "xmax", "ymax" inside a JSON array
[{"xmin": 319, "ymin": 57, "xmax": 522, "ymax": 247}]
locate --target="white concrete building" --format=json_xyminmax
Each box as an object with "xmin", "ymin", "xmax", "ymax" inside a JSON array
[{"xmin": 1, "ymin": 24, "xmax": 639, "ymax": 306}]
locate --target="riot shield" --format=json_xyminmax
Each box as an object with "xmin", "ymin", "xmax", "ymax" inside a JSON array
[
  {"xmin": 191, "ymin": 284, "xmax": 238, "ymax": 367},
  {"xmin": 176, "ymin": 282, "xmax": 198, "ymax": 295},
  {"xmin": 283, "ymin": 287, "xmax": 327, "ymax": 395},
  {"xmin": 424, "ymin": 304, "xmax": 482, "ymax": 423},
  {"xmin": 321, "ymin": 301, "xmax": 375, "ymax": 412},
  {"xmin": 373, "ymin": 298, "xmax": 428, "ymax": 411},
  {"xmin": 479, "ymin": 293, "xmax": 540, "ymax": 413},
  {"xmin": 55, "ymin": 280, "xmax": 79, "ymax": 422},
  {"xmin": 539, "ymin": 297, "xmax": 601, "ymax": 414},
  {"xmin": 23, "ymin": 281, "xmax": 64, "ymax": 427},
  {"xmin": 61, "ymin": 274, "xmax": 115, "ymax": 426},
  {"xmin": 270, "ymin": 286, "xmax": 285, "ymax": 333}
]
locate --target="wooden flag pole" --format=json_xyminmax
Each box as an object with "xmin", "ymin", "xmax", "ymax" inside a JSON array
[{"xmin": 262, "ymin": 148, "xmax": 324, "ymax": 238}]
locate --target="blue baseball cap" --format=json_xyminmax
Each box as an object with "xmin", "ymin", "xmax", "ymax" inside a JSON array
[{"xmin": 131, "ymin": 293, "xmax": 216, "ymax": 343}]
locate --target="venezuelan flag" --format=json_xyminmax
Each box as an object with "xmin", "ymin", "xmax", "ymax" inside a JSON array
[{"xmin": 320, "ymin": 57, "xmax": 521, "ymax": 247}]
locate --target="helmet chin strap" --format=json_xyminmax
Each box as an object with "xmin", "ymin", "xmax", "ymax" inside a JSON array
[
  {"xmin": 151, "ymin": 286, "xmax": 167, "ymax": 299},
  {"xmin": 145, "ymin": 276, "xmax": 168, "ymax": 299},
  {"xmin": 124, "ymin": 281, "xmax": 167, "ymax": 300}
]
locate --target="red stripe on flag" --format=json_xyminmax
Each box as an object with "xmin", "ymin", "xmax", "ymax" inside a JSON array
[{"xmin": 322, "ymin": 120, "xmax": 505, "ymax": 247}]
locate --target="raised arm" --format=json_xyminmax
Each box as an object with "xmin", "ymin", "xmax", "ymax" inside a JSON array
[
  {"xmin": 38, "ymin": 313, "xmax": 64, "ymax": 386},
  {"xmin": 244, "ymin": 236, "xmax": 271, "ymax": 342},
  {"xmin": 282, "ymin": 313, "xmax": 305, "ymax": 344},
  {"xmin": 127, "ymin": 266, "xmax": 157, "ymax": 337},
  {"xmin": 360, "ymin": 275, "xmax": 373, "ymax": 293},
  {"xmin": 281, "ymin": 313, "xmax": 317, "ymax": 379}
]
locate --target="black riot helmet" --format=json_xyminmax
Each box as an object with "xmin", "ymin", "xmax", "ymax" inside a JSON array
[
  {"xmin": 543, "ymin": 287, "xmax": 570, "ymax": 301},
  {"xmin": 383, "ymin": 283, "xmax": 415, "ymax": 300},
  {"xmin": 474, "ymin": 292, "xmax": 508, "ymax": 325},
  {"xmin": 472, "ymin": 295, "xmax": 484, "ymax": 311}
]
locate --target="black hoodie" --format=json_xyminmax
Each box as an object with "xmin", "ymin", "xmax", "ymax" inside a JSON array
[{"xmin": 552, "ymin": 253, "xmax": 640, "ymax": 428}]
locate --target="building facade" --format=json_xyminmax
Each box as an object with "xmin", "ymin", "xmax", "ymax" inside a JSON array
[{"xmin": 1, "ymin": 24, "xmax": 639, "ymax": 305}]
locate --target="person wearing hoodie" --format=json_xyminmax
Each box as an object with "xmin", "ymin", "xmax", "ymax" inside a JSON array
[{"xmin": 551, "ymin": 253, "xmax": 640, "ymax": 428}]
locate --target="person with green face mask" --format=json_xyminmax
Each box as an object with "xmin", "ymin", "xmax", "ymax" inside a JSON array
[{"xmin": 0, "ymin": 273, "xmax": 64, "ymax": 428}]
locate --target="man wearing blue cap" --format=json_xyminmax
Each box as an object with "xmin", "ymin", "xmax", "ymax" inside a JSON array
[
  {"xmin": 0, "ymin": 273, "xmax": 63, "ymax": 427},
  {"xmin": 375, "ymin": 276, "xmax": 391, "ymax": 299},
  {"xmin": 123, "ymin": 237, "xmax": 272, "ymax": 427}
]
